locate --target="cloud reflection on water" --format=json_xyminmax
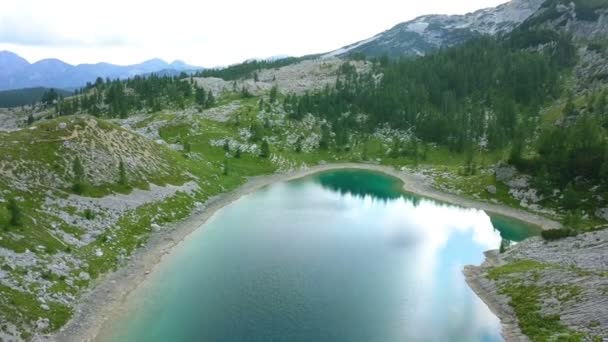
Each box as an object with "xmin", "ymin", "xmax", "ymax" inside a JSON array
[{"xmin": 315, "ymin": 171, "xmax": 504, "ymax": 340}]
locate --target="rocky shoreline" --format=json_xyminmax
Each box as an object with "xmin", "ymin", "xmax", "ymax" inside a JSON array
[
  {"xmin": 41, "ymin": 163, "xmax": 563, "ymax": 342},
  {"xmin": 464, "ymin": 252, "xmax": 531, "ymax": 342},
  {"xmin": 465, "ymin": 230, "xmax": 608, "ymax": 341}
]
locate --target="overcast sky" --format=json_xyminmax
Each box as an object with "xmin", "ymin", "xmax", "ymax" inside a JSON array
[{"xmin": 0, "ymin": 0, "xmax": 509, "ymax": 67}]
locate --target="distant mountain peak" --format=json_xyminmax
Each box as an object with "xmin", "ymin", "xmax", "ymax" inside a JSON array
[
  {"xmin": 33, "ymin": 58, "xmax": 71, "ymax": 66},
  {"xmin": 323, "ymin": 0, "xmax": 545, "ymax": 58},
  {"xmin": 0, "ymin": 50, "xmax": 25, "ymax": 58},
  {"xmin": 0, "ymin": 50, "xmax": 30, "ymax": 71},
  {"xmin": 142, "ymin": 57, "xmax": 168, "ymax": 64}
]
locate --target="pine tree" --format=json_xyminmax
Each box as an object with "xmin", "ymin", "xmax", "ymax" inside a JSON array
[
  {"xmin": 509, "ymin": 139, "xmax": 523, "ymax": 167},
  {"xmin": 241, "ymin": 86, "xmax": 252, "ymax": 98},
  {"xmin": 563, "ymin": 93, "xmax": 577, "ymax": 117},
  {"xmin": 250, "ymin": 123, "xmax": 263, "ymax": 142},
  {"xmin": 72, "ymin": 157, "xmax": 86, "ymax": 194},
  {"xmin": 7, "ymin": 198, "xmax": 22, "ymax": 227},
  {"xmin": 206, "ymin": 90, "xmax": 215, "ymax": 108},
  {"xmin": 463, "ymin": 144, "xmax": 476, "ymax": 176},
  {"xmin": 269, "ymin": 85, "xmax": 279, "ymax": 103},
  {"xmin": 260, "ymin": 140, "xmax": 270, "ymax": 158},
  {"xmin": 195, "ymin": 87, "xmax": 207, "ymax": 106},
  {"xmin": 319, "ymin": 125, "xmax": 331, "ymax": 150},
  {"xmin": 118, "ymin": 159, "xmax": 128, "ymax": 186},
  {"xmin": 412, "ymin": 139, "xmax": 419, "ymax": 166},
  {"xmin": 499, "ymin": 239, "xmax": 511, "ymax": 253},
  {"xmin": 41, "ymin": 88, "xmax": 58, "ymax": 106},
  {"xmin": 561, "ymin": 183, "xmax": 579, "ymax": 211},
  {"xmin": 222, "ymin": 159, "xmax": 229, "ymax": 176}
]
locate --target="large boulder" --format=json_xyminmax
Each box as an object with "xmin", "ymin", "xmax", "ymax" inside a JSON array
[
  {"xmin": 486, "ymin": 185, "xmax": 497, "ymax": 195},
  {"xmin": 494, "ymin": 162, "xmax": 517, "ymax": 183}
]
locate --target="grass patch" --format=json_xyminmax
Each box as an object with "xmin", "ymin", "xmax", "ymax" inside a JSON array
[
  {"xmin": 489, "ymin": 260, "xmax": 590, "ymax": 341},
  {"xmin": 487, "ymin": 260, "xmax": 553, "ymax": 280},
  {"xmin": 0, "ymin": 284, "xmax": 72, "ymax": 334},
  {"xmin": 501, "ymin": 284, "xmax": 585, "ymax": 342}
]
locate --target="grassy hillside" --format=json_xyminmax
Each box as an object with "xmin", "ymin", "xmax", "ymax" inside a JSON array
[{"xmin": 0, "ymin": 116, "xmax": 189, "ymax": 338}]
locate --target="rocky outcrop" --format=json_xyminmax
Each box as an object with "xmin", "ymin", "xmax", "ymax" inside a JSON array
[
  {"xmin": 519, "ymin": 0, "xmax": 608, "ymax": 90},
  {"xmin": 193, "ymin": 58, "xmax": 371, "ymax": 97},
  {"xmin": 494, "ymin": 163, "xmax": 546, "ymax": 211},
  {"xmin": 466, "ymin": 230, "xmax": 608, "ymax": 341}
]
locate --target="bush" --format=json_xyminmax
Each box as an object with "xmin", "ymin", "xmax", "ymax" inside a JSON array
[
  {"xmin": 561, "ymin": 184, "xmax": 580, "ymax": 211},
  {"xmin": 72, "ymin": 182, "xmax": 85, "ymax": 195},
  {"xmin": 541, "ymin": 228, "xmax": 575, "ymax": 241},
  {"xmin": 83, "ymin": 209, "xmax": 95, "ymax": 220},
  {"xmin": 563, "ymin": 210, "xmax": 583, "ymax": 230}
]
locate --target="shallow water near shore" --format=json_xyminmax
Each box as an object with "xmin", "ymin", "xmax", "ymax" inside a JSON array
[{"xmin": 97, "ymin": 169, "xmax": 539, "ymax": 342}]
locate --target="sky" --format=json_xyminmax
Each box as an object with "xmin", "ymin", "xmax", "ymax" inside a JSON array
[{"xmin": 0, "ymin": 0, "xmax": 509, "ymax": 67}]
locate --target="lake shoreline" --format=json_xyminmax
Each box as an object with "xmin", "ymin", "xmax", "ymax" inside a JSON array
[
  {"xmin": 463, "ymin": 252, "xmax": 528, "ymax": 342},
  {"xmin": 46, "ymin": 163, "xmax": 558, "ymax": 342}
]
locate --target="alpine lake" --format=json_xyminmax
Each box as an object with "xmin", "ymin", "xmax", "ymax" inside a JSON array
[{"xmin": 97, "ymin": 169, "xmax": 539, "ymax": 342}]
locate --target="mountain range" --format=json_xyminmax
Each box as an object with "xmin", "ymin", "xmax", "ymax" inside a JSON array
[{"xmin": 0, "ymin": 51, "xmax": 200, "ymax": 91}]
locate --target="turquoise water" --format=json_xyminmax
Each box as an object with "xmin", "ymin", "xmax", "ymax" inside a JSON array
[{"xmin": 98, "ymin": 170, "xmax": 539, "ymax": 342}]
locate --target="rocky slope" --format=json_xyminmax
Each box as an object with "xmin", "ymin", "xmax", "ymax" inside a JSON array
[
  {"xmin": 324, "ymin": 0, "xmax": 545, "ymax": 58},
  {"xmin": 516, "ymin": 0, "xmax": 608, "ymax": 90},
  {"xmin": 0, "ymin": 116, "xmax": 198, "ymax": 340},
  {"xmin": 193, "ymin": 57, "xmax": 371, "ymax": 96},
  {"xmin": 465, "ymin": 229, "xmax": 608, "ymax": 341}
]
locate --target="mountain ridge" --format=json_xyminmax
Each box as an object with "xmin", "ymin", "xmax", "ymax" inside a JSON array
[{"xmin": 324, "ymin": 0, "xmax": 546, "ymax": 58}]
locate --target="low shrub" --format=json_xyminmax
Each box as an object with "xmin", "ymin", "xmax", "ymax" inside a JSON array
[{"xmin": 541, "ymin": 228, "xmax": 575, "ymax": 241}]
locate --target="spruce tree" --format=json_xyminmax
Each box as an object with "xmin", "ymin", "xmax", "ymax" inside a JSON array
[
  {"xmin": 222, "ymin": 159, "xmax": 229, "ymax": 176},
  {"xmin": 206, "ymin": 90, "xmax": 215, "ymax": 108},
  {"xmin": 72, "ymin": 157, "xmax": 86, "ymax": 194},
  {"xmin": 269, "ymin": 85, "xmax": 279, "ymax": 103},
  {"xmin": 118, "ymin": 159, "xmax": 128, "ymax": 186},
  {"xmin": 195, "ymin": 87, "xmax": 207, "ymax": 106},
  {"xmin": 260, "ymin": 140, "xmax": 270, "ymax": 158},
  {"xmin": 7, "ymin": 198, "xmax": 22, "ymax": 227}
]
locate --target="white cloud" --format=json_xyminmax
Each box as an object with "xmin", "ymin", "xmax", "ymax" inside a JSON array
[{"xmin": 0, "ymin": 0, "xmax": 509, "ymax": 66}]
